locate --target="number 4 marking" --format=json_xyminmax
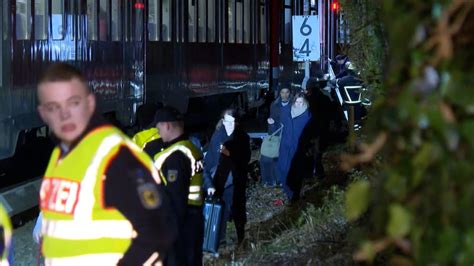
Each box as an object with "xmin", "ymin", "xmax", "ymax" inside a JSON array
[{"xmin": 299, "ymin": 39, "xmax": 310, "ymax": 57}]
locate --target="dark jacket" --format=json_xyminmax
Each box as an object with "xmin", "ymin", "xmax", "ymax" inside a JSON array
[
  {"xmin": 268, "ymin": 97, "xmax": 291, "ymax": 133},
  {"xmin": 211, "ymin": 128, "xmax": 251, "ymax": 224},
  {"xmin": 337, "ymin": 74, "xmax": 367, "ymax": 122},
  {"xmin": 331, "ymin": 57, "xmax": 350, "ymax": 79},
  {"xmin": 203, "ymin": 126, "xmax": 231, "ymax": 191},
  {"xmin": 277, "ymin": 107, "xmax": 312, "ymax": 183},
  {"xmin": 337, "ymin": 74, "xmax": 363, "ymax": 102},
  {"xmin": 56, "ymin": 114, "xmax": 177, "ymax": 265}
]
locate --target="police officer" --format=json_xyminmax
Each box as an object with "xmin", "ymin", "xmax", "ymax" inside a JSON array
[
  {"xmin": 36, "ymin": 63, "xmax": 177, "ymax": 265},
  {"xmin": 0, "ymin": 204, "xmax": 12, "ymax": 265},
  {"xmin": 335, "ymin": 62, "xmax": 367, "ymax": 128},
  {"xmin": 144, "ymin": 107, "xmax": 204, "ymax": 266}
]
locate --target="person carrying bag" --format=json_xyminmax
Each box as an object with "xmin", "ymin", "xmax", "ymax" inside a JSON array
[{"xmin": 260, "ymin": 124, "xmax": 283, "ymax": 158}]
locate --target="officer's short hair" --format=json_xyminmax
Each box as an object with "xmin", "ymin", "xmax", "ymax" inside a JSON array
[
  {"xmin": 38, "ymin": 63, "xmax": 89, "ymax": 93},
  {"xmin": 154, "ymin": 106, "xmax": 183, "ymax": 123}
]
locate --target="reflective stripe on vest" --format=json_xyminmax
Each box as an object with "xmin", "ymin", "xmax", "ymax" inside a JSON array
[
  {"xmin": 75, "ymin": 134, "xmax": 122, "ymax": 220},
  {"xmin": 153, "ymin": 140, "xmax": 204, "ymax": 206},
  {"xmin": 45, "ymin": 253, "xmax": 124, "ymax": 266},
  {"xmin": 43, "ymin": 220, "xmax": 134, "ymax": 240},
  {"xmin": 45, "ymin": 253, "xmax": 163, "ymax": 266},
  {"xmin": 41, "ymin": 126, "xmax": 159, "ymax": 261}
]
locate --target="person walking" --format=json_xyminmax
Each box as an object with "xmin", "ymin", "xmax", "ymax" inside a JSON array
[
  {"xmin": 260, "ymin": 87, "xmax": 291, "ymax": 187},
  {"xmin": 144, "ymin": 107, "xmax": 205, "ymax": 266},
  {"xmin": 36, "ymin": 63, "xmax": 177, "ymax": 265},
  {"xmin": 277, "ymin": 93, "xmax": 312, "ymax": 202},
  {"xmin": 204, "ymin": 109, "xmax": 251, "ymax": 247}
]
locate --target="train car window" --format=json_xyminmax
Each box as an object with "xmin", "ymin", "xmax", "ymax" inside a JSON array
[
  {"xmin": 188, "ymin": 0, "xmax": 196, "ymax": 42},
  {"xmin": 178, "ymin": 1, "xmax": 185, "ymax": 42},
  {"xmin": 259, "ymin": 1, "xmax": 266, "ymax": 44},
  {"xmin": 228, "ymin": 0, "xmax": 235, "ymax": 43},
  {"xmin": 16, "ymin": 0, "xmax": 32, "ymax": 40},
  {"xmin": 134, "ymin": 0, "xmax": 144, "ymax": 42},
  {"xmin": 0, "ymin": 2, "xmax": 3, "ymax": 86},
  {"xmin": 51, "ymin": 0, "xmax": 65, "ymax": 40},
  {"xmin": 148, "ymin": 0, "xmax": 160, "ymax": 41},
  {"xmin": 3, "ymin": 1, "xmax": 8, "ymax": 41},
  {"xmin": 76, "ymin": 1, "xmax": 82, "ymax": 41},
  {"xmin": 337, "ymin": 12, "xmax": 349, "ymax": 44},
  {"xmin": 283, "ymin": 2, "xmax": 291, "ymax": 44},
  {"xmin": 99, "ymin": 0, "xmax": 109, "ymax": 41},
  {"xmin": 87, "ymin": 0, "xmax": 98, "ymax": 40},
  {"xmin": 218, "ymin": 0, "xmax": 223, "ymax": 43},
  {"xmin": 70, "ymin": 1, "xmax": 78, "ymax": 41},
  {"xmin": 34, "ymin": 0, "xmax": 48, "ymax": 40},
  {"xmin": 162, "ymin": 0, "xmax": 171, "ymax": 41},
  {"xmin": 310, "ymin": 0, "xmax": 317, "ymax": 15},
  {"xmin": 207, "ymin": 0, "xmax": 215, "ymax": 42},
  {"xmin": 111, "ymin": 0, "xmax": 122, "ymax": 41},
  {"xmin": 198, "ymin": 0, "xmax": 206, "ymax": 42},
  {"xmin": 243, "ymin": 0, "xmax": 250, "ymax": 43},
  {"xmin": 236, "ymin": 0, "xmax": 242, "ymax": 43},
  {"xmin": 251, "ymin": 0, "xmax": 256, "ymax": 44}
]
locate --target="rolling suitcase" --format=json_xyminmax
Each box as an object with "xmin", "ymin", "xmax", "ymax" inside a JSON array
[{"xmin": 202, "ymin": 197, "xmax": 224, "ymax": 254}]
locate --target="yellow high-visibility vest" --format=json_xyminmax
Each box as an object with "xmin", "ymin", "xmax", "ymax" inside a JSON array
[
  {"xmin": 0, "ymin": 204, "xmax": 12, "ymax": 266},
  {"xmin": 40, "ymin": 126, "xmax": 161, "ymax": 265},
  {"xmin": 153, "ymin": 140, "xmax": 204, "ymax": 206},
  {"xmin": 132, "ymin": 128, "xmax": 160, "ymax": 149}
]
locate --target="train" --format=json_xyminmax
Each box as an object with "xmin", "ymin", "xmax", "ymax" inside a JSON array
[{"xmin": 0, "ymin": 0, "xmax": 344, "ymax": 218}]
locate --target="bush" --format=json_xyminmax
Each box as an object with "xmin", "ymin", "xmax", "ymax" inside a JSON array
[{"xmin": 342, "ymin": 1, "xmax": 474, "ymax": 264}]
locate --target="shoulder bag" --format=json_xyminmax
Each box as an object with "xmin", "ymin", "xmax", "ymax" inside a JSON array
[{"xmin": 260, "ymin": 124, "xmax": 283, "ymax": 158}]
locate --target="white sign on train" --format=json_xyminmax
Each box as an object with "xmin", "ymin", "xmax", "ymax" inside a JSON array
[{"xmin": 292, "ymin": 15, "xmax": 320, "ymax": 62}]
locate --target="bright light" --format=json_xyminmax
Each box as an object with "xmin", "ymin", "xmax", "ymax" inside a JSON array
[
  {"xmin": 331, "ymin": 2, "xmax": 340, "ymax": 12},
  {"xmin": 134, "ymin": 2, "xmax": 145, "ymax": 9}
]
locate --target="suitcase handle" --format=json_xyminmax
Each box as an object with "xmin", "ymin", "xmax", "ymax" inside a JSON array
[{"xmin": 205, "ymin": 195, "xmax": 222, "ymax": 204}]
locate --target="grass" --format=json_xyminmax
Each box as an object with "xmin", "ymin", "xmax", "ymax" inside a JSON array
[{"xmin": 242, "ymin": 186, "xmax": 349, "ymax": 264}]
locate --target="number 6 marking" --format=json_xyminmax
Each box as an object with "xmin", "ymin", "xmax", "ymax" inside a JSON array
[{"xmin": 300, "ymin": 17, "xmax": 312, "ymax": 36}]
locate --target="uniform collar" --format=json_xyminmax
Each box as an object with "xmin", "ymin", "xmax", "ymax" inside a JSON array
[{"xmin": 162, "ymin": 133, "xmax": 188, "ymax": 149}]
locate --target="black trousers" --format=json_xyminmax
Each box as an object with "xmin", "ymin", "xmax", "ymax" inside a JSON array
[{"xmin": 166, "ymin": 206, "xmax": 204, "ymax": 266}]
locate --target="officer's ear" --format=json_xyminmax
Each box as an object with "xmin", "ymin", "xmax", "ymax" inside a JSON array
[
  {"xmin": 163, "ymin": 121, "xmax": 172, "ymax": 131},
  {"xmin": 86, "ymin": 93, "xmax": 96, "ymax": 113}
]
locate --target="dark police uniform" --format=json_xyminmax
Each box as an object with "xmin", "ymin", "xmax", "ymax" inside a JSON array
[{"xmin": 145, "ymin": 108, "xmax": 204, "ymax": 266}]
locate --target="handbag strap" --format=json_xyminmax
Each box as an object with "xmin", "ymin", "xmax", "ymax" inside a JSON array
[{"xmin": 269, "ymin": 124, "xmax": 283, "ymax": 137}]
